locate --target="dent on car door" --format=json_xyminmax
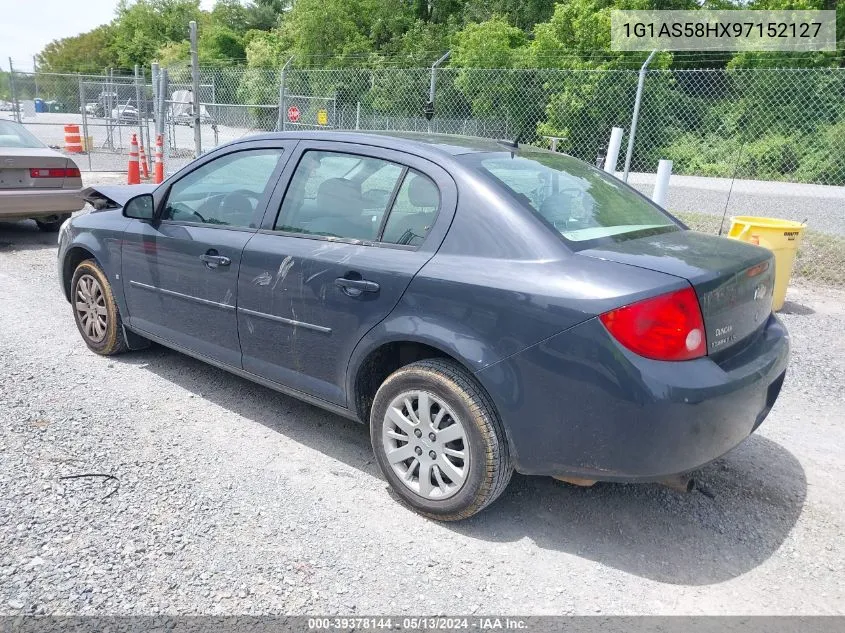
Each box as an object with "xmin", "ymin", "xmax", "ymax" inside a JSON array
[
  {"xmin": 237, "ymin": 143, "xmax": 456, "ymax": 406},
  {"xmin": 121, "ymin": 145, "xmax": 290, "ymax": 366}
]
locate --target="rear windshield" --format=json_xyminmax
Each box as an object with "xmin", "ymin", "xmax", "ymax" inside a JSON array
[
  {"xmin": 0, "ymin": 121, "xmax": 45, "ymax": 148},
  {"xmin": 460, "ymin": 148, "xmax": 679, "ymax": 249}
]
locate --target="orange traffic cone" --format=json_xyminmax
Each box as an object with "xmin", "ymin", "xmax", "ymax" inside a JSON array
[
  {"xmin": 127, "ymin": 134, "xmax": 140, "ymax": 185},
  {"xmin": 139, "ymin": 142, "xmax": 149, "ymax": 180},
  {"xmin": 153, "ymin": 134, "xmax": 164, "ymax": 184}
]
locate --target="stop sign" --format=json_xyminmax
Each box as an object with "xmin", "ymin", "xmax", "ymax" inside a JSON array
[{"xmin": 287, "ymin": 105, "xmax": 300, "ymax": 123}]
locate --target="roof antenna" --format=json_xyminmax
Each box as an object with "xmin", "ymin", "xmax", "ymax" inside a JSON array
[
  {"xmin": 718, "ymin": 138, "xmax": 747, "ymax": 236},
  {"xmin": 498, "ymin": 120, "xmax": 534, "ymax": 153}
]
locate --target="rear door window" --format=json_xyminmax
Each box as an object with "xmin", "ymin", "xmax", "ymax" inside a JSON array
[
  {"xmin": 274, "ymin": 150, "xmax": 405, "ymax": 241},
  {"xmin": 380, "ymin": 170, "xmax": 441, "ymax": 247}
]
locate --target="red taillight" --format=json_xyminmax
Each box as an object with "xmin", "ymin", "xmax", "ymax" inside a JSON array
[
  {"xmin": 29, "ymin": 167, "xmax": 81, "ymax": 179},
  {"xmin": 599, "ymin": 287, "xmax": 706, "ymax": 361}
]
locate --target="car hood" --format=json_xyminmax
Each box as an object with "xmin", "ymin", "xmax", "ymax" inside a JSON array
[{"xmin": 80, "ymin": 184, "xmax": 157, "ymax": 209}]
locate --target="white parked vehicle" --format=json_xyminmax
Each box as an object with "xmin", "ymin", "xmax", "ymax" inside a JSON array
[
  {"xmin": 111, "ymin": 104, "xmax": 139, "ymax": 123},
  {"xmin": 168, "ymin": 89, "xmax": 214, "ymax": 126}
]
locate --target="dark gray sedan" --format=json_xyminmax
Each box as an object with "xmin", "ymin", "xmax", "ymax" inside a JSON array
[{"xmin": 58, "ymin": 132, "xmax": 789, "ymax": 520}]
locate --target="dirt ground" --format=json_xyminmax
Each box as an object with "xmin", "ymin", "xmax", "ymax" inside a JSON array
[{"xmin": 1, "ymin": 220, "xmax": 843, "ymax": 615}]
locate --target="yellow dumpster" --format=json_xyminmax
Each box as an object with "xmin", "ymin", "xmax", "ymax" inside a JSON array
[{"xmin": 727, "ymin": 216, "xmax": 805, "ymax": 311}]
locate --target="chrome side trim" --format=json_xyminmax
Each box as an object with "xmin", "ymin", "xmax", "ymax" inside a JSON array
[
  {"xmin": 128, "ymin": 280, "xmax": 235, "ymax": 311},
  {"xmin": 238, "ymin": 306, "xmax": 332, "ymax": 334}
]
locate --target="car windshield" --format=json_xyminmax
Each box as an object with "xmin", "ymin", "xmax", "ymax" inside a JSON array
[
  {"xmin": 0, "ymin": 120, "xmax": 45, "ymax": 148},
  {"xmin": 460, "ymin": 148, "xmax": 679, "ymax": 249}
]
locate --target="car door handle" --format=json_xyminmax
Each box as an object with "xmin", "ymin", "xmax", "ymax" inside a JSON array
[
  {"xmin": 200, "ymin": 253, "xmax": 231, "ymax": 268},
  {"xmin": 335, "ymin": 277, "xmax": 380, "ymax": 296}
]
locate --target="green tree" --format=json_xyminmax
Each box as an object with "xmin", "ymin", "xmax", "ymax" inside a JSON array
[
  {"xmin": 109, "ymin": 0, "xmax": 202, "ymax": 68},
  {"xmin": 463, "ymin": 0, "xmax": 556, "ymax": 31},
  {"xmin": 199, "ymin": 22, "xmax": 246, "ymax": 63},
  {"xmin": 37, "ymin": 25, "xmax": 119, "ymax": 73},
  {"xmin": 0, "ymin": 71, "xmax": 10, "ymax": 101},
  {"xmin": 211, "ymin": 0, "xmax": 250, "ymax": 34}
]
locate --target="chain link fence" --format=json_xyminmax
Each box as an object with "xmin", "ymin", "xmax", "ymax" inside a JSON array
[
  {"xmin": 7, "ymin": 65, "xmax": 842, "ymax": 185},
  {"xmin": 3, "ymin": 63, "xmax": 843, "ymax": 287}
]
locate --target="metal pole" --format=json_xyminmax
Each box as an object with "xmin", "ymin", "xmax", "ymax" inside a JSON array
[
  {"xmin": 8, "ymin": 58, "xmax": 21, "ymax": 123},
  {"xmin": 78, "ymin": 74, "xmax": 92, "ymax": 171},
  {"xmin": 113, "ymin": 69, "xmax": 123, "ymax": 149},
  {"xmin": 276, "ymin": 56, "xmax": 293, "ymax": 131},
  {"xmin": 160, "ymin": 69, "xmax": 170, "ymax": 177},
  {"xmin": 134, "ymin": 64, "xmax": 144, "ymax": 159},
  {"xmin": 355, "ymin": 101, "xmax": 360, "ymax": 130},
  {"xmin": 429, "ymin": 51, "xmax": 450, "ymax": 106},
  {"xmin": 189, "ymin": 20, "xmax": 201, "ymax": 157},
  {"xmin": 151, "ymin": 62, "xmax": 160, "ymax": 136},
  {"xmin": 158, "ymin": 70, "xmax": 166, "ymax": 137},
  {"xmin": 33, "ymin": 56, "xmax": 39, "ymax": 100},
  {"xmin": 104, "ymin": 68, "xmax": 112, "ymax": 149},
  {"xmin": 211, "ymin": 73, "xmax": 218, "ymax": 146},
  {"xmin": 427, "ymin": 50, "xmax": 450, "ymax": 132},
  {"xmin": 141, "ymin": 68, "xmax": 152, "ymax": 173},
  {"xmin": 622, "ymin": 50, "xmax": 656, "ymax": 182}
]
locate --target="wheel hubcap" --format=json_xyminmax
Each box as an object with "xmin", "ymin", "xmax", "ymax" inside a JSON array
[
  {"xmin": 75, "ymin": 274, "xmax": 108, "ymax": 343},
  {"xmin": 382, "ymin": 390, "xmax": 469, "ymax": 500}
]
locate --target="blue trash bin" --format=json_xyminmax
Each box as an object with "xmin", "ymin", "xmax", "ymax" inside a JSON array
[{"xmin": 34, "ymin": 98, "xmax": 45, "ymax": 113}]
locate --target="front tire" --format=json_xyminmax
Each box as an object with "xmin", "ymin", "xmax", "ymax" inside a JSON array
[
  {"xmin": 70, "ymin": 259, "xmax": 129, "ymax": 356},
  {"xmin": 370, "ymin": 359, "xmax": 512, "ymax": 521},
  {"xmin": 35, "ymin": 214, "xmax": 71, "ymax": 232}
]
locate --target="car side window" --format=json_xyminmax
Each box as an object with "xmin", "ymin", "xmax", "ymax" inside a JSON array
[
  {"xmin": 380, "ymin": 170, "xmax": 441, "ymax": 247},
  {"xmin": 162, "ymin": 149, "xmax": 284, "ymax": 228},
  {"xmin": 274, "ymin": 150, "xmax": 404, "ymax": 241}
]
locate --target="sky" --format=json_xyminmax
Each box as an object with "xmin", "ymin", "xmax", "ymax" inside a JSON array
[{"xmin": 0, "ymin": 0, "xmax": 216, "ymax": 72}]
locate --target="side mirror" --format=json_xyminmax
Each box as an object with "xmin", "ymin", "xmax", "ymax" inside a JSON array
[{"xmin": 123, "ymin": 193, "xmax": 155, "ymax": 220}]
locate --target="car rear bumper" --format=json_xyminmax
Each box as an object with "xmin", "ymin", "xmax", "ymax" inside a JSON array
[
  {"xmin": 476, "ymin": 313, "xmax": 790, "ymax": 481},
  {"xmin": 0, "ymin": 188, "xmax": 85, "ymax": 220}
]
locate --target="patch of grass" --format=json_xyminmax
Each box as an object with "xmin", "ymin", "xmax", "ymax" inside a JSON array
[{"xmin": 673, "ymin": 210, "xmax": 845, "ymax": 288}]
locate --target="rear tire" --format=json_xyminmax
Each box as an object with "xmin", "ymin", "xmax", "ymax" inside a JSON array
[
  {"xmin": 35, "ymin": 214, "xmax": 71, "ymax": 232},
  {"xmin": 370, "ymin": 358, "xmax": 512, "ymax": 521},
  {"xmin": 70, "ymin": 259, "xmax": 129, "ymax": 356}
]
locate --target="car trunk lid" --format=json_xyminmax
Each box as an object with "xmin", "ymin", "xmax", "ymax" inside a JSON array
[
  {"xmin": 0, "ymin": 149, "xmax": 72, "ymax": 189},
  {"xmin": 579, "ymin": 230, "xmax": 775, "ymax": 356}
]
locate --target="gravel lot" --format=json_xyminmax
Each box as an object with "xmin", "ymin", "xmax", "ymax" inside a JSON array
[{"xmin": 1, "ymin": 218, "xmax": 844, "ymax": 616}]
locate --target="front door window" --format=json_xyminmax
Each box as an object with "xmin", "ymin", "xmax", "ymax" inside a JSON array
[{"xmin": 163, "ymin": 149, "xmax": 285, "ymax": 228}]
